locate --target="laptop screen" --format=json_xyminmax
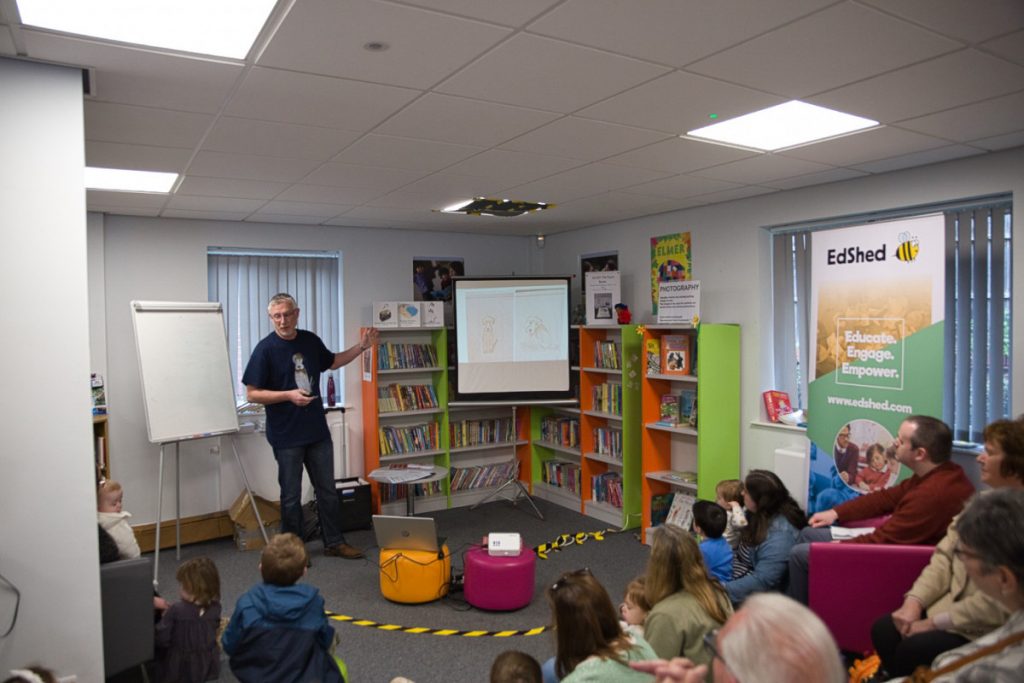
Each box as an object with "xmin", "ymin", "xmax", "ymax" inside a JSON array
[{"xmin": 373, "ymin": 515, "xmax": 441, "ymax": 552}]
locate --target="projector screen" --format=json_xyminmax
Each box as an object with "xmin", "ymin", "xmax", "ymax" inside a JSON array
[{"xmin": 451, "ymin": 276, "xmax": 574, "ymax": 404}]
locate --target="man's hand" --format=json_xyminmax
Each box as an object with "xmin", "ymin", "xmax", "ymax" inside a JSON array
[
  {"xmin": 289, "ymin": 389, "xmax": 316, "ymax": 406},
  {"xmin": 809, "ymin": 509, "xmax": 839, "ymax": 527},
  {"xmin": 361, "ymin": 327, "xmax": 379, "ymax": 351},
  {"xmin": 630, "ymin": 658, "xmax": 708, "ymax": 683},
  {"xmin": 891, "ymin": 597, "xmax": 924, "ymax": 636}
]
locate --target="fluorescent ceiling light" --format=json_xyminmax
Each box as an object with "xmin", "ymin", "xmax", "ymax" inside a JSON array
[
  {"xmin": 86, "ymin": 167, "xmax": 178, "ymax": 193},
  {"xmin": 16, "ymin": 0, "xmax": 277, "ymax": 59},
  {"xmin": 686, "ymin": 101, "xmax": 879, "ymax": 151}
]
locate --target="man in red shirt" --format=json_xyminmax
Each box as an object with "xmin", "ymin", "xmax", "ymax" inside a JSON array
[{"xmin": 787, "ymin": 415, "xmax": 974, "ymax": 604}]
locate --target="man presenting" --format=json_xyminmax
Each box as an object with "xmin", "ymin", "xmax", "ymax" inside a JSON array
[
  {"xmin": 243, "ymin": 293, "xmax": 378, "ymax": 560},
  {"xmin": 787, "ymin": 415, "xmax": 974, "ymax": 603}
]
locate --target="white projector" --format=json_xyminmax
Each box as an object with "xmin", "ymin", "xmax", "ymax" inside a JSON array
[{"xmin": 487, "ymin": 532, "xmax": 522, "ymax": 557}]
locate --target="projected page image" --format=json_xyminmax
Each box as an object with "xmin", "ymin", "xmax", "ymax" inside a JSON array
[
  {"xmin": 514, "ymin": 286, "xmax": 567, "ymax": 361},
  {"xmin": 462, "ymin": 290, "xmax": 514, "ymax": 363}
]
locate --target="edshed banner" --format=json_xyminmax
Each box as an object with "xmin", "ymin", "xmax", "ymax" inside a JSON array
[{"xmin": 806, "ymin": 214, "xmax": 945, "ymax": 513}]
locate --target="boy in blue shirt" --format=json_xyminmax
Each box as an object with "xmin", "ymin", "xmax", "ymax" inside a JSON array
[
  {"xmin": 222, "ymin": 533, "xmax": 345, "ymax": 682},
  {"xmin": 692, "ymin": 500, "xmax": 733, "ymax": 583}
]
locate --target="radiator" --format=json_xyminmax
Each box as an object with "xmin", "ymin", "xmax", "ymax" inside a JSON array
[
  {"xmin": 774, "ymin": 446, "xmax": 809, "ymax": 510},
  {"xmin": 328, "ymin": 411, "xmax": 349, "ymax": 479}
]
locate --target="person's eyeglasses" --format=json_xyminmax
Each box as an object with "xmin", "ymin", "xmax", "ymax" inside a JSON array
[
  {"xmin": 270, "ymin": 309, "xmax": 298, "ymax": 321},
  {"xmin": 703, "ymin": 628, "xmax": 724, "ymax": 662},
  {"xmin": 551, "ymin": 567, "xmax": 591, "ymax": 591},
  {"xmin": 952, "ymin": 543, "xmax": 983, "ymax": 562}
]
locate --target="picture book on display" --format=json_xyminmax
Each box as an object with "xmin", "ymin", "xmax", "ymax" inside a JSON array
[
  {"xmin": 659, "ymin": 393, "xmax": 680, "ymax": 426},
  {"xmin": 762, "ymin": 390, "xmax": 793, "ymax": 422},
  {"xmin": 665, "ymin": 492, "xmax": 695, "ymax": 530},
  {"xmin": 650, "ymin": 493, "xmax": 674, "ymax": 527},
  {"xmin": 373, "ymin": 301, "xmax": 399, "ymax": 328},
  {"xmin": 422, "ymin": 301, "xmax": 444, "ymax": 327},
  {"xmin": 661, "ymin": 334, "xmax": 691, "ymax": 375},
  {"xmin": 679, "ymin": 388, "xmax": 696, "ymax": 420},
  {"xmin": 646, "ymin": 338, "xmax": 661, "ymax": 374},
  {"xmin": 398, "ymin": 302, "xmax": 421, "ymax": 327}
]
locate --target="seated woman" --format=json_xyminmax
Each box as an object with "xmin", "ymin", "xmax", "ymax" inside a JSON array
[
  {"xmin": 908, "ymin": 489, "xmax": 1024, "ymax": 681},
  {"xmin": 643, "ymin": 524, "xmax": 732, "ymax": 664},
  {"xmin": 724, "ymin": 470, "xmax": 806, "ymax": 605},
  {"xmin": 546, "ymin": 569, "xmax": 657, "ymax": 682},
  {"xmin": 871, "ymin": 419, "xmax": 1023, "ymax": 678}
]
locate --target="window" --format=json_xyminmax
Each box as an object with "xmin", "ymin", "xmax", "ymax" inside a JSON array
[
  {"xmin": 772, "ymin": 197, "xmax": 1012, "ymax": 445},
  {"xmin": 208, "ymin": 248, "xmax": 342, "ymax": 404}
]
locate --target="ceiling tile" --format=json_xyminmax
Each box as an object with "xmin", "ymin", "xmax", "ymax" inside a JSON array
[
  {"xmin": 202, "ymin": 118, "xmax": 361, "ymax": 161},
  {"xmin": 436, "ymin": 33, "xmax": 670, "ymax": 113},
  {"xmin": 175, "ymin": 176, "xmax": 290, "ymax": 200},
  {"xmin": 375, "ymin": 93, "xmax": 559, "ymax": 146},
  {"xmin": 251, "ymin": 200, "xmax": 353, "ymax": 219},
  {"xmin": 0, "ymin": 25, "xmax": 16, "ymax": 54},
  {"xmin": 225, "ymin": 67, "xmax": 420, "ymax": 131},
  {"xmin": 779, "ymin": 126, "xmax": 951, "ymax": 166},
  {"xmin": 577, "ymin": 71, "xmax": 784, "ymax": 134},
  {"xmin": 364, "ymin": 189, "xmax": 467, "ymax": 210},
  {"xmin": 528, "ymin": 0, "xmax": 833, "ymax": 67},
  {"xmin": 161, "ymin": 209, "xmax": 254, "ymax": 221},
  {"xmin": 86, "ymin": 189, "xmax": 168, "ymax": 210},
  {"xmin": 618, "ymin": 174, "xmax": 745, "ymax": 199},
  {"xmin": 970, "ymin": 130, "xmax": 1024, "ymax": 151},
  {"xmin": 301, "ymin": 163, "xmax": 427, "ymax": 191},
  {"xmin": 88, "ymin": 205, "xmax": 162, "ymax": 217},
  {"xmin": 323, "ymin": 214, "xmax": 422, "ymax": 229},
  {"xmin": 506, "ymin": 162, "xmax": 672, "ymax": 203},
  {"xmin": 258, "ymin": 0, "xmax": 511, "ymax": 89},
  {"xmin": 859, "ymin": 0, "xmax": 1024, "ymax": 43},
  {"xmin": 850, "ymin": 144, "xmax": 984, "ymax": 174},
  {"xmin": 811, "ymin": 49, "xmax": 1024, "ymax": 123},
  {"xmin": 331, "ymin": 134, "xmax": 483, "ymax": 171},
  {"xmin": 23, "ymin": 31, "xmax": 243, "ymax": 113},
  {"xmin": 245, "ymin": 213, "xmax": 331, "ymax": 225},
  {"xmin": 499, "ymin": 117, "xmax": 671, "ymax": 161},
  {"xmin": 604, "ymin": 137, "xmax": 758, "ymax": 174},
  {"xmin": 187, "ymin": 151, "xmax": 323, "ymax": 183},
  {"xmin": 897, "ymin": 90, "xmax": 1024, "ymax": 142},
  {"xmin": 687, "ymin": 3, "xmax": 960, "ymax": 98},
  {"xmin": 389, "ymin": 172, "xmax": 504, "ymax": 199},
  {"xmin": 84, "ymin": 101, "xmax": 212, "ymax": 148},
  {"xmin": 441, "ymin": 149, "xmax": 583, "ymax": 189},
  {"xmin": 274, "ymin": 184, "xmax": 384, "ymax": 205},
  {"xmin": 399, "ymin": 0, "xmax": 560, "ymax": 26},
  {"xmin": 85, "ymin": 141, "xmax": 193, "ymax": 172},
  {"xmin": 981, "ymin": 30, "xmax": 1024, "ymax": 65},
  {"xmin": 689, "ymin": 184, "xmax": 778, "ymax": 205},
  {"xmin": 166, "ymin": 195, "xmax": 266, "ymax": 212},
  {"xmin": 762, "ymin": 167, "xmax": 869, "ymax": 191},
  {"xmin": 694, "ymin": 154, "xmax": 834, "ymax": 185}
]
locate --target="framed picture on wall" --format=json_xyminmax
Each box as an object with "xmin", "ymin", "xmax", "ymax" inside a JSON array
[{"xmin": 413, "ymin": 257, "xmax": 465, "ymax": 302}]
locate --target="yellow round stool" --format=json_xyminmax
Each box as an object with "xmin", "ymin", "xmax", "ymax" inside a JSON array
[{"xmin": 379, "ymin": 544, "xmax": 451, "ymax": 604}]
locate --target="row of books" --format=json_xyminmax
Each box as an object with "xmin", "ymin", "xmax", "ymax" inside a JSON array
[
  {"xmin": 539, "ymin": 416, "xmax": 580, "ymax": 448},
  {"xmin": 658, "ymin": 389, "xmax": 697, "ymax": 427},
  {"xmin": 377, "ymin": 383, "xmax": 439, "ymax": 412},
  {"xmin": 645, "ymin": 334, "xmax": 694, "ymax": 376},
  {"xmin": 592, "ymin": 471, "xmax": 623, "ymax": 508},
  {"xmin": 543, "ymin": 460, "xmax": 581, "ymax": 493},
  {"xmin": 377, "ymin": 342, "xmax": 440, "ymax": 370},
  {"xmin": 379, "ymin": 479, "xmax": 444, "ymax": 502},
  {"xmin": 378, "ymin": 422, "xmax": 441, "ymax": 456},
  {"xmin": 593, "ymin": 427, "xmax": 622, "ymax": 459},
  {"xmin": 449, "ymin": 461, "xmax": 516, "ymax": 492},
  {"xmin": 650, "ymin": 491, "xmax": 696, "ymax": 530},
  {"xmin": 449, "ymin": 417, "xmax": 514, "ymax": 449},
  {"xmin": 591, "ymin": 382, "xmax": 622, "ymax": 415},
  {"xmin": 593, "ymin": 340, "xmax": 621, "ymax": 369}
]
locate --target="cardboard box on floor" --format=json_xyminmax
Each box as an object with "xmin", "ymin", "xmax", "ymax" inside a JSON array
[{"xmin": 228, "ymin": 490, "xmax": 281, "ymax": 551}]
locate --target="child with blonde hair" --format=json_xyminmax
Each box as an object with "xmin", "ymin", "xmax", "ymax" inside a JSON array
[
  {"xmin": 155, "ymin": 557, "xmax": 222, "ymax": 682},
  {"xmin": 97, "ymin": 480, "xmax": 140, "ymax": 559},
  {"xmin": 619, "ymin": 576, "xmax": 652, "ymax": 637},
  {"xmin": 714, "ymin": 479, "xmax": 748, "ymax": 548}
]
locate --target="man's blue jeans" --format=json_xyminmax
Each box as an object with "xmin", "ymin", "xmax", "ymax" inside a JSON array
[{"xmin": 273, "ymin": 437, "xmax": 347, "ymax": 548}]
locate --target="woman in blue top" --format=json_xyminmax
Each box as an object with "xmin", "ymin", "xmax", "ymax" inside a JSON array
[{"xmin": 724, "ymin": 469, "xmax": 807, "ymax": 605}]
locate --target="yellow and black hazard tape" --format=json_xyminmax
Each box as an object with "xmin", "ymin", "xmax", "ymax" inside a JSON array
[
  {"xmin": 533, "ymin": 528, "xmax": 613, "ymax": 560},
  {"xmin": 326, "ymin": 611, "xmax": 548, "ymax": 637}
]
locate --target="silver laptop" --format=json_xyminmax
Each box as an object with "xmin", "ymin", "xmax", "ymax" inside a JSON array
[{"xmin": 373, "ymin": 515, "xmax": 444, "ymax": 553}]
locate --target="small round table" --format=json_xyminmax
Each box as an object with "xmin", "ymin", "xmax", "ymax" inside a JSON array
[{"xmin": 368, "ymin": 465, "xmax": 448, "ymax": 516}]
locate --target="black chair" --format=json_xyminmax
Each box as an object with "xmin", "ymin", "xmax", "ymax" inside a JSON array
[{"xmin": 100, "ymin": 556, "xmax": 154, "ymax": 680}]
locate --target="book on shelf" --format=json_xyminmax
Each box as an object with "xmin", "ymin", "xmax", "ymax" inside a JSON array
[
  {"xmin": 91, "ymin": 373, "xmax": 107, "ymax": 415},
  {"xmin": 658, "ymin": 393, "xmax": 680, "ymax": 426},
  {"xmin": 373, "ymin": 301, "xmax": 399, "ymax": 328},
  {"xmin": 660, "ymin": 334, "xmax": 691, "ymax": 375},
  {"xmin": 665, "ymin": 492, "xmax": 695, "ymax": 530},
  {"xmin": 679, "ymin": 388, "xmax": 697, "ymax": 420},
  {"xmin": 650, "ymin": 493, "xmax": 674, "ymax": 527},
  {"xmin": 646, "ymin": 338, "xmax": 661, "ymax": 374},
  {"xmin": 398, "ymin": 302, "xmax": 421, "ymax": 327},
  {"xmin": 422, "ymin": 301, "xmax": 444, "ymax": 327},
  {"xmin": 762, "ymin": 390, "xmax": 793, "ymax": 423}
]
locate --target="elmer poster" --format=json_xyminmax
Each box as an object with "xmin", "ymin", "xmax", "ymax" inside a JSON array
[
  {"xmin": 805, "ymin": 214, "xmax": 945, "ymax": 513},
  {"xmin": 650, "ymin": 232, "xmax": 692, "ymax": 314}
]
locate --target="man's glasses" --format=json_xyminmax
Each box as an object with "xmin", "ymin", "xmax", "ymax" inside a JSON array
[
  {"xmin": 952, "ymin": 543, "xmax": 983, "ymax": 562},
  {"xmin": 704, "ymin": 628, "xmax": 737, "ymax": 677},
  {"xmin": 270, "ymin": 309, "xmax": 298, "ymax": 321},
  {"xmin": 551, "ymin": 567, "xmax": 591, "ymax": 591}
]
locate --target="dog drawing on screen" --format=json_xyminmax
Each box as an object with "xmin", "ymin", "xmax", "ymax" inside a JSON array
[{"xmin": 481, "ymin": 316, "xmax": 497, "ymax": 354}]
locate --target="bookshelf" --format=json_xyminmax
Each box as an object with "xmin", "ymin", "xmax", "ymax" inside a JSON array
[
  {"xmin": 94, "ymin": 414, "xmax": 110, "ymax": 480},
  {"xmin": 530, "ymin": 405, "xmax": 583, "ymax": 509},
  {"xmin": 640, "ymin": 324, "xmax": 740, "ymax": 543},
  {"xmin": 447, "ymin": 404, "xmax": 531, "ymax": 508}
]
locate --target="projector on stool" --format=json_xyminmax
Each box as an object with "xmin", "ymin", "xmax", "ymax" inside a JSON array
[{"xmin": 487, "ymin": 532, "xmax": 522, "ymax": 557}]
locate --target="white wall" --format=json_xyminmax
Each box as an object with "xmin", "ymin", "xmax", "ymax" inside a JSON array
[
  {"xmin": 95, "ymin": 215, "xmax": 539, "ymax": 525},
  {"xmin": 543, "ymin": 146, "xmax": 1024, "ymax": 476},
  {"xmin": 0, "ymin": 58, "xmax": 104, "ymax": 682}
]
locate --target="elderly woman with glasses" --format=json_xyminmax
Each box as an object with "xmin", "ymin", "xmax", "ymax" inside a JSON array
[
  {"xmin": 905, "ymin": 489, "xmax": 1024, "ymax": 681},
  {"xmin": 871, "ymin": 419, "xmax": 1024, "ymax": 678},
  {"xmin": 544, "ymin": 569, "xmax": 658, "ymax": 682}
]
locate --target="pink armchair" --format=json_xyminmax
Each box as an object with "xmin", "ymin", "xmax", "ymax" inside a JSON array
[{"xmin": 809, "ymin": 541, "xmax": 933, "ymax": 654}]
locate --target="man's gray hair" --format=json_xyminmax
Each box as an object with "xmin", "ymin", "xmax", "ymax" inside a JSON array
[
  {"xmin": 720, "ymin": 593, "xmax": 845, "ymax": 683},
  {"xmin": 956, "ymin": 489, "xmax": 1024, "ymax": 590},
  {"xmin": 267, "ymin": 293, "xmax": 296, "ymax": 311}
]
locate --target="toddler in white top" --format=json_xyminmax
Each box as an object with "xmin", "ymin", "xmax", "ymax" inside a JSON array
[
  {"xmin": 98, "ymin": 479, "xmax": 141, "ymax": 559},
  {"xmin": 715, "ymin": 479, "xmax": 748, "ymax": 549}
]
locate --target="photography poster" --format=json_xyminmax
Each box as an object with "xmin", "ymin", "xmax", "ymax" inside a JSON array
[
  {"xmin": 657, "ymin": 279, "xmax": 700, "ymax": 325},
  {"xmin": 651, "ymin": 232, "xmax": 692, "ymax": 314},
  {"xmin": 585, "ymin": 271, "xmax": 620, "ymax": 325},
  {"xmin": 805, "ymin": 214, "xmax": 945, "ymax": 514}
]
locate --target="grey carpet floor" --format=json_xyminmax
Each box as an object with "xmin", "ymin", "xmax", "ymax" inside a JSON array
[{"xmin": 148, "ymin": 497, "xmax": 651, "ymax": 683}]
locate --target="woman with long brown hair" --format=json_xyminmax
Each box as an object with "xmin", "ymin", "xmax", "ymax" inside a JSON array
[{"xmin": 643, "ymin": 524, "xmax": 732, "ymax": 664}]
